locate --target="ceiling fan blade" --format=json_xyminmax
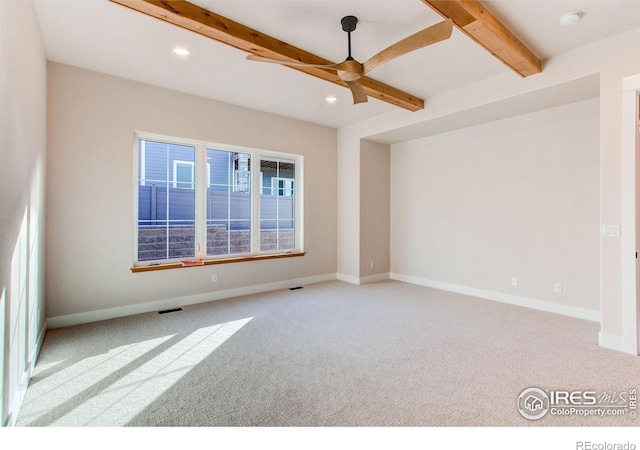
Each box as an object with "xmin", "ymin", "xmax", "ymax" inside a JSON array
[
  {"xmin": 363, "ymin": 19, "xmax": 453, "ymax": 75},
  {"xmin": 346, "ymin": 80, "xmax": 368, "ymax": 104},
  {"xmin": 246, "ymin": 54, "xmax": 343, "ymax": 70}
]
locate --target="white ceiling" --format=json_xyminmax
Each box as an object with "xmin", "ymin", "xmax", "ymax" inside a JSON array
[{"xmin": 33, "ymin": 0, "xmax": 640, "ymax": 129}]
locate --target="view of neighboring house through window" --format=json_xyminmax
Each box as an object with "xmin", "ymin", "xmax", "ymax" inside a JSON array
[
  {"xmin": 207, "ymin": 149, "xmax": 251, "ymax": 256},
  {"xmin": 173, "ymin": 160, "xmax": 194, "ymax": 189},
  {"xmin": 260, "ymin": 158, "xmax": 296, "ymax": 252},
  {"xmin": 135, "ymin": 135, "xmax": 301, "ymax": 265},
  {"xmin": 137, "ymin": 140, "xmax": 196, "ymax": 261},
  {"xmin": 270, "ymin": 177, "xmax": 294, "ymax": 196}
]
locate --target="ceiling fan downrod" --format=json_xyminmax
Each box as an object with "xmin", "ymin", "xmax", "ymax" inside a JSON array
[{"xmin": 341, "ymin": 15, "xmax": 358, "ymax": 61}]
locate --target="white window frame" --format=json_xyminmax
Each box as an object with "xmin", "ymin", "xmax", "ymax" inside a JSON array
[
  {"xmin": 139, "ymin": 139, "xmax": 146, "ymax": 186},
  {"xmin": 133, "ymin": 132, "xmax": 303, "ymax": 266}
]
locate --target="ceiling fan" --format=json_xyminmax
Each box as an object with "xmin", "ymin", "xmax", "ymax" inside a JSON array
[{"xmin": 247, "ymin": 16, "xmax": 453, "ymax": 105}]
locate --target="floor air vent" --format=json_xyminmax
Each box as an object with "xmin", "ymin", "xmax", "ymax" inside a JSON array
[{"xmin": 158, "ymin": 307, "xmax": 183, "ymax": 314}]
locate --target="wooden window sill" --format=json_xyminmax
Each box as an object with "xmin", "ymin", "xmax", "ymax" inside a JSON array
[{"xmin": 130, "ymin": 251, "xmax": 305, "ymax": 273}]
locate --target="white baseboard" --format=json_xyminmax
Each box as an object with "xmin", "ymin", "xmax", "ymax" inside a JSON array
[
  {"xmin": 45, "ymin": 269, "xmax": 604, "ymax": 332},
  {"xmin": 599, "ymin": 332, "xmax": 625, "ymax": 353},
  {"xmin": 360, "ymin": 272, "xmax": 390, "ymax": 284},
  {"xmin": 336, "ymin": 273, "xmax": 360, "ymax": 285},
  {"xmin": 390, "ymin": 273, "xmax": 601, "ymax": 323},
  {"xmin": 47, "ymin": 273, "xmax": 337, "ymax": 329},
  {"xmin": 30, "ymin": 321, "xmax": 47, "ymax": 372},
  {"xmin": 337, "ymin": 272, "xmax": 390, "ymax": 285}
]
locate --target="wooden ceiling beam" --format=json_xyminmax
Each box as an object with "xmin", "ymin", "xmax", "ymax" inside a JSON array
[
  {"xmin": 422, "ymin": 0, "xmax": 541, "ymax": 77},
  {"xmin": 109, "ymin": 0, "xmax": 424, "ymax": 111}
]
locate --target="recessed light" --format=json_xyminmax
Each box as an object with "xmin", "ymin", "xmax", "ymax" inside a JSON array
[
  {"xmin": 173, "ymin": 47, "xmax": 190, "ymax": 57},
  {"xmin": 326, "ymin": 96, "xmax": 337, "ymax": 104},
  {"xmin": 559, "ymin": 11, "xmax": 582, "ymax": 26}
]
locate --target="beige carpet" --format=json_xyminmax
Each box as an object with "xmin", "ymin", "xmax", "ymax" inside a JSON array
[{"xmin": 15, "ymin": 280, "xmax": 640, "ymax": 427}]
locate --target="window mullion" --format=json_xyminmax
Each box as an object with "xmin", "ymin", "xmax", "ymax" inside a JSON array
[
  {"xmin": 275, "ymin": 162, "xmax": 280, "ymax": 250},
  {"xmin": 195, "ymin": 144, "xmax": 207, "ymax": 259},
  {"xmin": 252, "ymin": 153, "xmax": 261, "ymax": 254},
  {"xmin": 296, "ymin": 156, "xmax": 303, "ymax": 252},
  {"xmin": 165, "ymin": 144, "xmax": 170, "ymax": 260}
]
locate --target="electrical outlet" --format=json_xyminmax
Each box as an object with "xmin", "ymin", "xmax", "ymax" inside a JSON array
[
  {"xmin": 511, "ymin": 277, "xmax": 518, "ymax": 287},
  {"xmin": 212, "ymin": 274, "xmax": 218, "ymax": 283},
  {"xmin": 370, "ymin": 261, "xmax": 375, "ymax": 269},
  {"xmin": 554, "ymin": 283, "xmax": 562, "ymax": 294}
]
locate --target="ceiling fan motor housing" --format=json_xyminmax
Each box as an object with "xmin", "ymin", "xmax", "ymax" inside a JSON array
[{"xmin": 337, "ymin": 60, "xmax": 363, "ymax": 81}]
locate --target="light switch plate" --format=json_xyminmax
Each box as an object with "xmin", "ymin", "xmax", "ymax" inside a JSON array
[{"xmin": 602, "ymin": 225, "xmax": 621, "ymax": 237}]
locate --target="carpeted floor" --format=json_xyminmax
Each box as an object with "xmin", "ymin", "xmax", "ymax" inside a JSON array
[{"xmin": 15, "ymin": 280, "xmax": 640, "ymax": 427}]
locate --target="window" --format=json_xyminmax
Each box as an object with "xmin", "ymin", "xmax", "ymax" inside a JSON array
[
  {"xmin": 206, "ymin": 149, "xmax": 251, "ymax": 255},
  {"xmin": 173, "ymin": 160, "xmax": 194, "ymax": 189},
  {"xmin": 135, "ymin": 134, "xmax": 302, "ymax": 265},
  {"xmin": 260, "ymin": 159, "xmax": 296, "ymax": 252},
  {"xmin": 136, "ymin": 140, "xmax": 196, "ymax": 262},
  {"xmin": 270, "ymin": 178, "xmax": 295, "ymax": 196}
]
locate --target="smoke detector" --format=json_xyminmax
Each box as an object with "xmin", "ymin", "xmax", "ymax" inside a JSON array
[{"xmin": 559, "ymin": 11, "xmax": 582, "ymax": 26}]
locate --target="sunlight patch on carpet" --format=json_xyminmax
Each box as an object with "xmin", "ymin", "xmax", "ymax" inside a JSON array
[
  {"xmin": 48, "ymin": 318, "xmax": 252, "ymax": 426},
  {"xmin": 18, "ymin": 334, "xmax": 176, "ymax": 425}
]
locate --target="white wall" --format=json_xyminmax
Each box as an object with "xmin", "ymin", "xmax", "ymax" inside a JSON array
[
  {"xmin": 390, "ymin": 99, "xmax": 600, "ymax": 318},
  {"xmin": 0, "ymin": 0, "xmax": 47, "ymax": 426},
  {"xmin": 360, "ymin": 139, "xmax": 390, "ymax": 281},
  {"xmin": 46, "ymin": 62, "xmax": 337, "ymax": 323},
  {"xmin": 338, "ymin": 27, "xmax": 640, "ymax": 352},
  {"xmin": 336, "ymin": 131, "xmax": 361, "ymax": 281}
]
